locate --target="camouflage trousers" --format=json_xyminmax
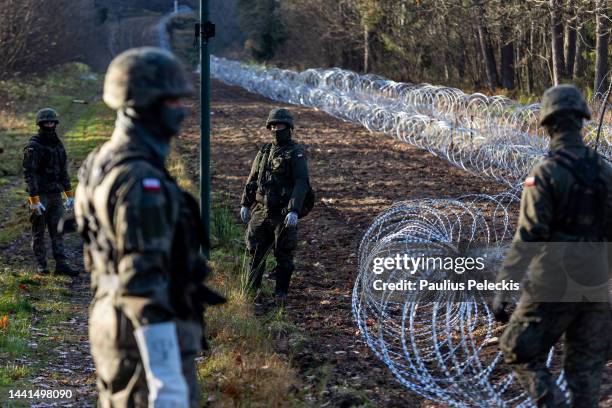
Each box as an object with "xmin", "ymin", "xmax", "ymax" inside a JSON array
[
  {"xmin": 30, "ymin": 192, "xmax": 66, "ymax": 266},
  {"xmin": 245, "ymin": 205, "xmax": 298, "ymax": 293},
  {"xmin": 500, "ymin": 300, "xmax": 610, "ymax": 408},
  {"xmin": 89, "ymin": 297, "xmax": 202, "ymax": 408}
]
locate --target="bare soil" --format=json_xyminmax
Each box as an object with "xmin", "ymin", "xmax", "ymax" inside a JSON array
[{"xmin": 179, "ymin": 80, "xmax": 604, "ymax": 407}]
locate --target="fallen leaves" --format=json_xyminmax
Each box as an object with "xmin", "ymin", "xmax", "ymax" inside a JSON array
[{"xmin": 0, "ymin": 314, "xmax": 9, "ymax": 330}]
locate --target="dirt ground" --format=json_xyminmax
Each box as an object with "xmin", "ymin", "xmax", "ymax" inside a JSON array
[{"xmin": 179, "ymin": 80, "xmax": 602, "ymax": 407}]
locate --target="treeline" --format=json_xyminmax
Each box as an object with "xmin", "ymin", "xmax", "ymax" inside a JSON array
[
  {"xmin": 0, "ymin": 0, "xmax": 104, "ymax": 77},
  {"xmin": 232, "ymin": 0, "xmax": 611, "ymax": 97}
]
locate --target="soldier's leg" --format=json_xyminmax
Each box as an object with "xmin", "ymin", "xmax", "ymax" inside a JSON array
[
  {"xmin": 245, "ymin": 209, "xmax": 274, "ymax": 291},
  {"xmin": 563, "ymin": 303, "xmax": 609, "ymax": 408},
  {"xmin": 44, "ymin": 193, "xmax": 67, "ymax": 263},
  {"xmin": 30, "ymin": 195, "xmax": 48, "ymax": 270},
  {"xmin": 90, "ymin": 298, "xmax": 148, "ymax": 407},
  {"xmin": 500, "ymin": 301, "xmax": 573, "ymax": 407},
  {"xmin": 273, "ymin": 221, "xmax": 297, "ymax": 295},
  {"xmin": 176, "ymin": 319, "xmax": 203, "ymax": 408}
]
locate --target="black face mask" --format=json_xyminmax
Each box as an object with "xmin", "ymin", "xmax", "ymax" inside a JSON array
[
  {"xmin": 272, "ymin": 128, "xmax": 291, "ymax": 145},
  {"xmin": 38, "ymin": 125, "xmax": 58, "ymax": 140},
  {"xmin": 158, "ymin": 105, "xmax": 187, "ymax": 137}
]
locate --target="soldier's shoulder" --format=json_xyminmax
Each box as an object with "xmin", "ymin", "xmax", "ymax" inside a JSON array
[
  {"xmin": 289, "ymin": 142, "xmax": 306, "ymax": 157},
  {"xmin": 24, "ymin": 135, "xmax": 42, "ymax": 150}
]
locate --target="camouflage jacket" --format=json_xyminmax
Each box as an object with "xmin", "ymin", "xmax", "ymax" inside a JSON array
[
  {"xmin": 497, "ymin": 131, "xmax": 612, "ymax": 302},
  {"xmin": 23, "ymin": 131, "xmax": 71, "ymax": 196},
  {"xmin": 75, "ymin": 119, "xmax": 222, "ymax": 329},
  {"xmin": 240, "ymin": 140, "xmax": 309, "ymax": 214}
]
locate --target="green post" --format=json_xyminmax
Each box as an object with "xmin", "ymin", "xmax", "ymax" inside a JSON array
[{"xmin": 199, "ymin": 0, "xmax": 213, "ymax": 258}]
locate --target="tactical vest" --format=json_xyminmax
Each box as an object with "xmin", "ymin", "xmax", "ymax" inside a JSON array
[
  {"xmin": 26, "ymin": 135, "xmax": 68, "ymax": 193},
  {"xmin": 77, "ymin": 147, "xmax": 224, "ymax": 325},
  {"xmin": 254, "ymin": 143, "xmax": 314, "ymax": 217},
  {"xmin": 548, "ymin": 148, "xmax": 607, "ymax": 241}
]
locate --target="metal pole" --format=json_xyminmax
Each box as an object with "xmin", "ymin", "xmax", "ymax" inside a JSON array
[{"xmin": 200, "ymin": 0, "xmax": 211, "ymax": 258}]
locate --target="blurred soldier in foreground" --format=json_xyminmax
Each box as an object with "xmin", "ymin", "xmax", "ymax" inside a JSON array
[
  {"xmin": 76, "ymin": 47, "xmax": 224, "ymax": 407},
  {"xmin": 493, "ymin": 84, "xmax": 612, "ymax": 408},
  {"xmin": 240, "ymin": 108, "xmax": 313, "ymax": 301},
  {"xmin": 23, "ymin": 108, "xmax": 77, "ymax": 276}
]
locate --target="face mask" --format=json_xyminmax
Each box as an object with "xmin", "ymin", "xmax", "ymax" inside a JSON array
[
  {"xmin": 159, "ymin": 105, "xmax": 187, "ymax": 137},
  {"xmin": 39, "ymin": 125, "xmax": 57, "ymax": 137},
  {"xmin": 272, "ymin": 128, "xmax": 291, "ymax": 145}
]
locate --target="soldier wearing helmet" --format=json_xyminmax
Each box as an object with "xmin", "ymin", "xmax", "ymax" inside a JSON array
[
  {"xmin": 75, "ymin": 47, "xmax": 224, "ymax": 407},
  {"xmin": 493, "ymin": 84, "xmax": 612, "ymax": 407},
  {"xmin": 240, "ymin": 107, "xmax": 312, "ymax": 303},
  {"xmin": 22, "ymin": 107, "xmax": 77, "ymax": 276}
]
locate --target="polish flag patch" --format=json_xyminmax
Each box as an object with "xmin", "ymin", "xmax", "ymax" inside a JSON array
[
  {"xmin": 142, "ymin": 178, "xmax": 161, "ymax": 192},
  {"xmin": 524, "ymin": 176, "xmax": 536, "ymax": 187}
]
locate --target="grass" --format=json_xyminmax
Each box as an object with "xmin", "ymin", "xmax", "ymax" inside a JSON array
[
  {"xmin": 168, "ymin": 148, "xmax": 305, "ymax": 407},
  {"xmin": 0, "ymin": 63, "xmax": 109, "ymax": 394}
]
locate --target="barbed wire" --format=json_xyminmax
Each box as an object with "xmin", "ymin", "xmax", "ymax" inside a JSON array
[
  {"xmin": 211, "ymin": 57, "xmax": 611, "ymax": 188},
  {"xmin": 210, "ymin": 57, "xmax": 610, "ymax": 406}
]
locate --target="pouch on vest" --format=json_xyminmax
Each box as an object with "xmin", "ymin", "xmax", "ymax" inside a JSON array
[{"xmin": 549, "ymin": 148, "xmax": 607, "ymax": 241}]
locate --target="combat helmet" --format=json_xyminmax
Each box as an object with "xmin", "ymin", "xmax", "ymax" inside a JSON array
[
  {"xmin": 266, "ymin": 108, "xmax": 294, "ymax": 129},
  {"xmin": 540, "ymin": 84, "xmax": 591, "ymax": 126},
  {"xmin": 36, "ymin": 108, "xmax": 59, "ymax": 125},
  {"xmin": 103, "ymin": 47, "xmax": 194, "ymax": 111}
]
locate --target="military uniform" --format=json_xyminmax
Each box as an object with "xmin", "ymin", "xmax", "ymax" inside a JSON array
[
  {"xmin": 495, "ymin": 85, "xmax": 612, "ymax": 408},
  {"xmin": 77, "ymin": 47, "xmax": 224, "ymax": 408},
  {"xmin": 241, "ymin": 108, "xmax": 310, "ymax": 296},
  {"xmin": 23, "ymin": 108, "xmax": 74, "ymax": 274}
]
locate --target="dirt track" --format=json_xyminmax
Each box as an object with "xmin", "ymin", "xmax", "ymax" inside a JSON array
[{"xmin": 179, "ymin": 80, "xmax": 515, "ymax": 407}]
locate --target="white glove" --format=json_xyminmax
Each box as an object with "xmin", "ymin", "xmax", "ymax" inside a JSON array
[
  {"xmin": 30, "ymin": 202, "xmax": 46, "ymax": 216},
  {"xmin": 64, "ymin": 197, "xmax": 74, "ymax": 211},
  {"xmin": 134, "ymin": 322, "xmax": 189, "ymax": 408},
  {"xmin": 240, "ymin": 206, "xmax": 250, "ymax": 224},
  {"xmin": 284, "ymin": 211, "xmax": 298, "ymax": 227}
]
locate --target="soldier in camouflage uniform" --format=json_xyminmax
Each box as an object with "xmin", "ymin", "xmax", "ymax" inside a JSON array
[
  {"xmin": 240, "ymin": 108, "xmax": 310, "ymax": 300},
  {"xmin": 75, "ymin": 47, "xmax": 224, "ymax": 407},
  {"xmin": 23, "ymin": 108, "xmax": 77, "ymax": 276},
  {"xmin": 493, "ymin": 85, "xmax": 612, "ymax": 408}
]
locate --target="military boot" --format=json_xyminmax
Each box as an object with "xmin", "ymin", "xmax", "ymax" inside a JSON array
[
  {"xmin": 37, "ymin": 262, "xmax": 49, "ymax": 275},
  {"xmin": 54, "ymin": 261, "xmax": 78, "ymax": 277}
]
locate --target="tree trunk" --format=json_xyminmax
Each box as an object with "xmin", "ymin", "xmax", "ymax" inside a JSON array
[
  {"xmin": 573, "ymin": 22, "xmax": 586, "ymax": 79},
  {"xmin": 550, "ymin": 0, "xmax": 566, "ymax": 85},
  {"xmin": 363, "ymin": 25, "xmax": 370, "ymax": 73},
  {"xmin": 501, "ymin": 28, "xmax": 514, "ymax": 89},
  {"xmin": 594, "ymin": 0, "xmax": 610, "ymax": 97},
  {"xmin": 477, "ymin": 15, "xmax": 498, "ymax": 91},
  {"xmin": 564, "ymin": 8, "xmax": 577, "ymax": 78}
]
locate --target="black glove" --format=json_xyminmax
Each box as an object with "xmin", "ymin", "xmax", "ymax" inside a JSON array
[{"xmin": 492, "ymin": 293, "xmax": 510, "ymax": 324}]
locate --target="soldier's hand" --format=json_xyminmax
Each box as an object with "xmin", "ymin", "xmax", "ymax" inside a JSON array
[
  {"xmin": 134, "ymin": 322, "xmax": 190, "ymax": 407},
  {"xmin": 240, "ymin": 206, "xmax": 250, "ymax": 224},
  {"xmin": 64, "ymin": 197, "xmax": 74, "ymax": 212},
  {"xmin": 284, "ymin": 211, "xmax": 298, "ymax": 227},
  {"xmin": 28, "ymin": 198, "xmax": 46, "ymax": 216},
  {"xmin": 492, "ymin": 294, "xmax": 510, "ymax": 324}
]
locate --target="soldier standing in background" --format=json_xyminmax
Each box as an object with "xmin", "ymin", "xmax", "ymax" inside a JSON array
[
  {"xmin": 493, "ymin": 84, "xmax": 612, "ymax": 408},
  {"xmin": 23, "ymin": 108, "xmax": 77, "ymax": 276},
  {"xmin": 240, "ymin": 108, "xmax": 312, "ymax": 302},
  {"xmin": 76, "ymin": 47, "xmax": 224, "ymax": 407}
]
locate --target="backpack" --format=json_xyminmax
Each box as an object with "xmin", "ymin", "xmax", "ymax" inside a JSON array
[{"xmin": 548, "ymin": 148, "xmax": 607, "ymax": 240}]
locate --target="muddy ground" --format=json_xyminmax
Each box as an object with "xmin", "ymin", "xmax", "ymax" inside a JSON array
[{"xmin": 177, "ymin": 80, "xmax": 612, "ymax": 407}]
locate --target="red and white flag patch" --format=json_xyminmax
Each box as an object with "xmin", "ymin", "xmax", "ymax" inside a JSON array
[
  {"xmin": 142, "ymin": 178, "xmax": 161, "ymax": 192},
  {"xmin": 524, "ymin": 176, "xmax": 536, "ymax": 187}
]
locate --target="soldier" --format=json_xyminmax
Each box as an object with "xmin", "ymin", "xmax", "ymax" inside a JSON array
[
  {"xmin": 493, "ymin": 84, "xmax": 612, "ymax": 408},
  {"xmin": 23, "ymin": 108, "xmax": 77, "ymax": 276},
  {"xmin": 75, "ymin": 47, "xmax": 224, "ymax": 407},
  {"xmin": 240, "ymin": 108, "xmax": 311, "ymax": 301}
]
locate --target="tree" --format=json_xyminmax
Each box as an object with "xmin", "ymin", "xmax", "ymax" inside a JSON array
[{"xmin": 593, "ymin": 0, "xmax": 610, "ymax": 97}]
